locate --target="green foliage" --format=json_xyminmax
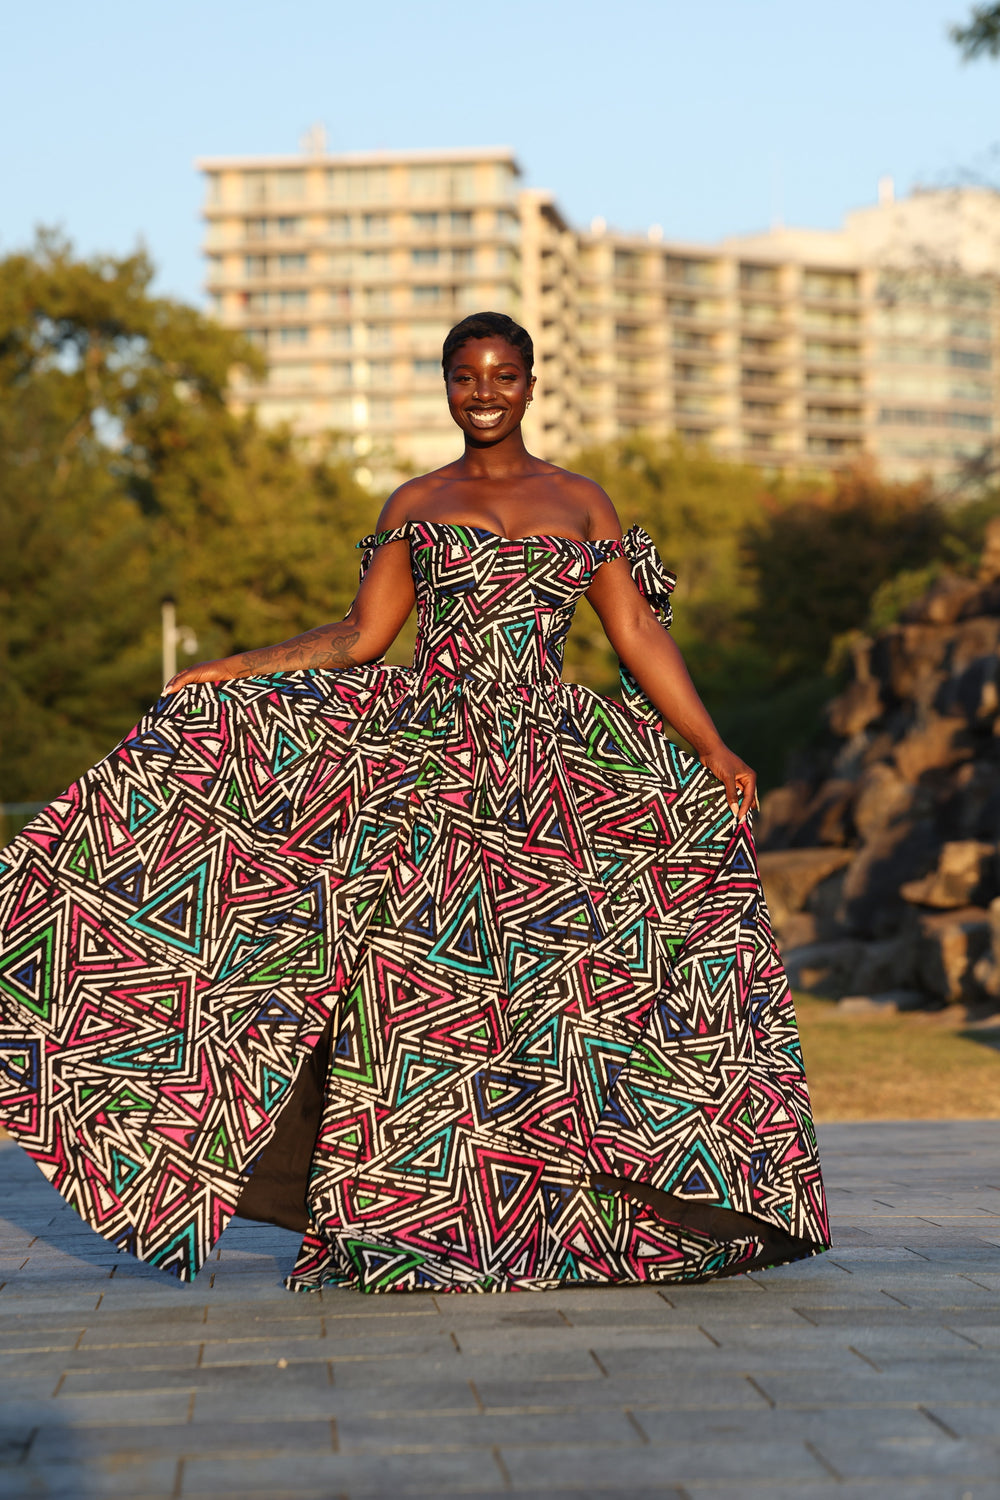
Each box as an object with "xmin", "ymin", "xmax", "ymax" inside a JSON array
[
  {"xmin": 741, "ymin": 469, "xmax": 946, "ymax": 680},
  {"xmin": 0, "ymin": 234, "xmax": 377, "ymax": 803},
  {"xmin": 567, "ymin": 435, "xmax": 769, "ymax": 693},
  {"xmin": 952, "ymin": 3, "xmax": 1000, "ymax": 59}
]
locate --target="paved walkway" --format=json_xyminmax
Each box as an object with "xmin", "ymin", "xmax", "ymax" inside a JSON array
[{"xmin": 1, "ymin": 1122, "xmax": 999, "ymax": 1499}]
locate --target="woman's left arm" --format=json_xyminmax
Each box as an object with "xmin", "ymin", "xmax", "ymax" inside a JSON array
[{"xmin": 585, "ymin": 558, "xmax": 757, "ymax": 824}]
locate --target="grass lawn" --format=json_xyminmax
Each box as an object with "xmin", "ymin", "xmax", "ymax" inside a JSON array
[{"xmin": 796, "ymin": 994, "xmax": 1000, "ymax": 1120}]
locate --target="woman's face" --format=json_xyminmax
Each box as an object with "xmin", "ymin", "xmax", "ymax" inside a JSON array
[{"xmin": 445, "ymin": 336, "xmax": 535, "ymax": 444}]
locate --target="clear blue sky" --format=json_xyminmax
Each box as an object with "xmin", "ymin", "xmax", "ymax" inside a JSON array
[{"xmin": 1, "ymin": 0, "xmax": 996, "ymax": 305}]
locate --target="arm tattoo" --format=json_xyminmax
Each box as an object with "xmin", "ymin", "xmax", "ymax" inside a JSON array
[{"xmin": 234, "ymin": 624, "xmax": 363, "ymax": 677}]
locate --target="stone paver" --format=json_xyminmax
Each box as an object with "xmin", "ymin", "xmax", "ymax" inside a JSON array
[{"xmin": 1, "ymin": 1121, "xmax": 999, "ymax": 1498}]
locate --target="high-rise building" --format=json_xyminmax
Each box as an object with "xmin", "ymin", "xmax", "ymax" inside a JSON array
[{"xmin": 199, "ymin": 147, "xmax": 1000, "ymax": 484}]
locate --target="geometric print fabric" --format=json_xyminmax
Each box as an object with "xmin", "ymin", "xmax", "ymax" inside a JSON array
[{"xmin": 0, "ymin": 521, "xmax": 829, "ymax": 1289}]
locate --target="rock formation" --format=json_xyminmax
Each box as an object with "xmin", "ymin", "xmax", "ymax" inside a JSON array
[{"xmin": 758, "ymin": 516, "xmax": 1000, "ymax": 1014}]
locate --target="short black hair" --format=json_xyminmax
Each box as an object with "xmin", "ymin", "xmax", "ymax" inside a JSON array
[{"xmin": 441, "ymin": 311, "xmax": 534, "ymax": 378}]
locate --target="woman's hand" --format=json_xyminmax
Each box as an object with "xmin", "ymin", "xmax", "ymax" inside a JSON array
[
  {"xmin": 698, "ymin": 742, "xmax": 758, "ymax": 826},
  {"xmin": 164, "ymin": 658, "xmax": 241, "ymax": 694}
]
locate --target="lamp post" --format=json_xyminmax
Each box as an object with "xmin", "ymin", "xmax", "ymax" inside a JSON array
[{"xmin": 161, "ymin": 598, "xmax": 199, "ymax": 687}]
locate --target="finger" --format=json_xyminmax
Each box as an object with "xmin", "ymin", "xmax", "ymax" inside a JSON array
[
  {"xmin": 736, "ymin": 771, "xmax": 757, "ymax": 824},
  {"xmin": 721, "ymin": 771, "xmax": 739, "ymax": 820}
]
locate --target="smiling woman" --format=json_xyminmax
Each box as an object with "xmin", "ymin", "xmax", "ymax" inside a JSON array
[{"xmin": 0, "ymin": 310, "xmax": 830, "ymax": 1294}]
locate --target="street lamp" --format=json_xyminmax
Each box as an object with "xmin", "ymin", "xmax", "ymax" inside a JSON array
[{"xmin": 161, "ymin": 598, "xmax": 199, "ymax": 687}]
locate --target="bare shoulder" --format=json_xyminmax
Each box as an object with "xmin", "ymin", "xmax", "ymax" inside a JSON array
[
  {"xmin": 374, "ymin": 467, "xmax": 456, "ymax": 529},
  {"xmin": 545, "ymin": 465, "xmax": 621, "ymax": 540}
]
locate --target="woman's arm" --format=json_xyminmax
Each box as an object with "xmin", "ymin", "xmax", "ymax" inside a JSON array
[
  {"xmin": 164, "ymin": 538, "xmax": 416, "ymax": 693},
  {"xmin": 585, "ymin": 557, "xmax": 757, "ymax": 824}
]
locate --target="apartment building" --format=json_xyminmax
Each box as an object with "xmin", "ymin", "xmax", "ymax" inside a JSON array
[{"xmin": 200, "ymin": 146, "xmax": 1000, "ymax": 483}]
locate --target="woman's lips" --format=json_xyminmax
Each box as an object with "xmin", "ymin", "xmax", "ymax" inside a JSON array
[{"xmin": 467, "ymin": 408, "xmax": 506, "ymax": 429}]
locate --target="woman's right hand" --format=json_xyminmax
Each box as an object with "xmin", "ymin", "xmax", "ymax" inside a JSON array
[{"xmin": 164, "ymin": 657, "xmax": 241, "ymax": 694}]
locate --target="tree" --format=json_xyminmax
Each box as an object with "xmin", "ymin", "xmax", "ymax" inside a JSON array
[
  {"xmin": 741, "ymin": 468, "xmax": 946, "ymax": 682},
  {"xmin": 952, "ymin": 4, "xmax": 1000, "ymax": 59},
  {"xmin": 0, "ymin": 235, "xmax": 377, "ymax": 804}
]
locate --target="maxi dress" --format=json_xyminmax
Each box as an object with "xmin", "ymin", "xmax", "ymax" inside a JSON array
[{"xmin": 0, "ymin": 522, "xmax": 830, "ymax": 1293}]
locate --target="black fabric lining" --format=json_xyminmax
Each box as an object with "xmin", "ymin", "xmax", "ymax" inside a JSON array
[
  {"xmin": 590, "ymin": 1171, "xmax": 817, "ymax": 1272},
  {"xmin": 234, "ymin": 1018, "xmax": 335, "ymax": 1233}
]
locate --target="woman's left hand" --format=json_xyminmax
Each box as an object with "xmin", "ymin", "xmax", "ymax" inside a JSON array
[{"xmin": 698, "ymin": 743, "xmax": 758, "ymax": 825}]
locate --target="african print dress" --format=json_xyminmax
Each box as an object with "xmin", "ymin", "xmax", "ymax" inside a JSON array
[{"xmin": 0, "ymin": 522, "xmax": 829, "ymax": 1292}]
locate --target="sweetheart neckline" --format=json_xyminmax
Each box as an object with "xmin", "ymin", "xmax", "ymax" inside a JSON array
[{"xmin": 394, "ymin": 521, "xmax": 621, "ymax": 547}]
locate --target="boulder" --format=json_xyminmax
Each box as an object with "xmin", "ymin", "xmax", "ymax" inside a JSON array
[
  {"xmin": 916, "ymin": 906, "xmax": 991, "ymax": 1004},
  {"xmin": 902, "ymin": 572, "xmax": 982, "ymax": 626},
  {"xmin": 755, "ymin": 781, "xmax": 813, "ymax": 850},
  {"xmin": 853, "ymin": 762, "xmax": 913, "ymax": 842},
  {"xmin": 893, "ymin": 715, "xmax": 972, "ymax": 783},
  {"xmin": 901, "ymin": 840, "xmax": 996, "ymax": 910},
  {"xmin": 838, "ymin": 819, "xmax": 942, "ymax": 937},
  {"xmin": 758, "ymin": 847, "xmax": 855, "ymax": 935},
  {"xmin": 783, "ymin": 939, "xmax": 864, "ymax": 997}
]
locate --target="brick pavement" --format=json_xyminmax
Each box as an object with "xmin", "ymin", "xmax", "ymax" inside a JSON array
[{"xmin": 1, "ymin": 1121, "xmax": 999, "ymax": 1499}]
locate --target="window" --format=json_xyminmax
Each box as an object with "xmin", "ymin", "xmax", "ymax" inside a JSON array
[
  {"xmin": 278, "ymin": 254, "xmax": 307, "ymax": 272},
  {"xmin": 951, "ymin": 348, "xmax": 991, "ymax": 368},
  {"xmin": 364, "ymin": 286, "xmax": 392, "ymax": 311},
  {"xmin": 952, "ymin": 318, "xmax": 991, "ymax": 341},
  {"xmin": 615, "ymin": 251, "xmax": 641, "ymax": 280},
  {"xmin": 805, "ymin": 341, "xmax": 860, "ymax": 363},
  {"xmin": 741, "ymin": 336, "xmax": 778, "ymax": 356},
  {"xmin": 327, "ymin": 167, "xmax": 389, "ymax": 203},
  {"xmin": 279, "ymin": 327, "xmax": 308, "ymax": 345},
  {"xmin": 276, "ymin": 217, "xmax": 300, "ymax": 235},
  {"xmin": 363, "ymin": 214, "xmax": 389, "ymax": 237},
  {"xmin": 369, "ymin": 397, "xmax": 394, "ymax": 422},
  {"xmin": 366, "ymin": 323, "xmax": 392, "ymax": 347},
  {"xmin": 409, "ymin": 164, "xmax": 479, "ymax": 202},
  {"xmin": 742, "ymin": 302, "xmax": 782, "ymax": 325},
  {"xmin": 878, "ymin": 407, "xmax": 991, "ymax": 431},
  {"xmin": 273, "ymin": 172, "xmax": 305, "ymax": 203},
  {"xmin": 666, "ymin": 257, "xmax": 716, "ymax": 287},
  {"xmin": 412, "ymin": 248, "xmax": 440, "ymax": 266},
  {"xmin": 245, "ymin": 255, "xmax": 268, "ymax": 277},
  {"xmin": 452, "ymin": 248, "xmax": 475, "ymax": 271},
  {"xmin": 743, "ymin": 400, "xmax": 779, "ymax": 418},
  {"xmin": 413, "ymin": 285, "xmax": 442, "ymax": 305},
  {"xmin": 413, "ymin": 358, "xmax": 439, "ymax": 376},
  {"xmin": 245, "ymin": 218, "xmax": 268, "ymax": 240},
  {"xmin": 329, "ymin": 324, "xmax": 352, "ymax": 348},
  {"xmin": 368, "ymin": 360, "xmax": 393, "ymax": 386},
  {"xmin": 740, "ymin": 264, "xmax": 779, "ymax": 293},
  {"xmin": 745, "ymin": 430, "xmax": 774, "ymax": 449},
  {"xmin": 808, "ymin": 405, "xmax": 861, "ymax": 423},
  {"xmin": 412, "ymin": 212, "xmax": 439, "ymax": 232},
  {"xmin": 330, "ymin": 362, "xmax": 352, "ymax": 385},
  {"xmin": 741, "ymin": 367, "xmax": 778, "ymax": 385},
  {"xmin": 244, "ymin": 171, "xmax": 305, "ymax": 205},
  {"xmin": 329, "ymin": 287, "xmax": 351, "ymax": 314},
  {"xmin": 803, "ymin": 270, "xmax": 858, "ymax": 300},
  {"xmin": 269, "ymin": 364, "xmax": 312, "ymax": 387},
  {"xmin": 205, "ymin": 173, "xmax": 221, "ymax": 207},
  {"xmin": 450, "ymin": 211, "xmax": 473, "ymax": 233},
  {"xmin": 278, "ymin": 289, "xmax": 307, "ymax": 309},
  {"xmin": 327, "ymin": 216, "xmax": 351, "ymax": 239},
  {"xmin": 244, "ymin": 328, "xmax": 269, "ymax": 346}
]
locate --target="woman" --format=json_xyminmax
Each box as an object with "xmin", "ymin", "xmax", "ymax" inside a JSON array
[{"xmin": 0, "ymin": 311, "xmax": 828, "ymax": 1292}]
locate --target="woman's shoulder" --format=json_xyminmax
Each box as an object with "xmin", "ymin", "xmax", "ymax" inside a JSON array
[
  {"xmin": 375, "ymin": 469, "xmax": 457, "ymax": 529},
  {"xmin": 543, "ymin": 465, "xmax": 621, "ymax": 541}
]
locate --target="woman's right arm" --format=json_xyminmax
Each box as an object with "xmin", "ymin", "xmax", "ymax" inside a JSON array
[{"xmin": 164, "ymin": 536, "xmax": 415, "ymax": 693}]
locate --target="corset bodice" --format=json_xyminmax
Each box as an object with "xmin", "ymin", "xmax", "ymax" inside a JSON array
[{"xmin": 360, "ymin": 522, "xmax": 623, "ymax": 687}]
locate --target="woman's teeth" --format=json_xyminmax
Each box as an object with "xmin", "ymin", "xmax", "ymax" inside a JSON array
[{"xmin": 469, "ymin": 409, "xmax": 505, "ymax": 427}]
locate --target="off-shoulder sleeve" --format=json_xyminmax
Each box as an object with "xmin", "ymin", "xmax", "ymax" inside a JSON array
[
  {"xmin": 356, "ymin": 524, "xmax": 411, "ymax": 581},
  {"xmin": 618, "ymin": 524, "xmax": 678, "ymax": 724}
]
